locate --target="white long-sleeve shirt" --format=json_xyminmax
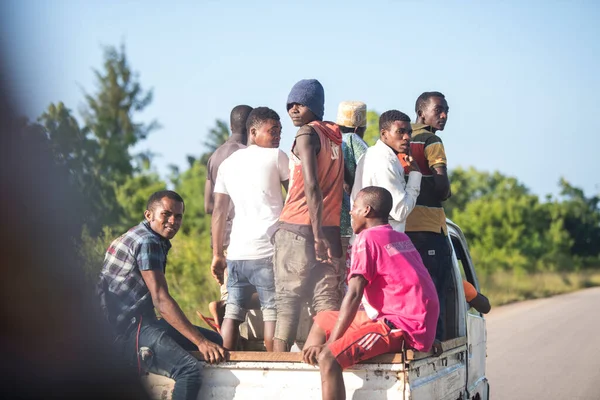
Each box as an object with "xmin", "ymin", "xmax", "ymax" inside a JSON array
[{"xmin": 351, "ymin": 139, "xmax": 422, "ymax": 233}]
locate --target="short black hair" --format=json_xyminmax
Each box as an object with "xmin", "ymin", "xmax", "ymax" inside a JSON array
[
  {"xmin": 246, "ymin": 107, "xmax": 280, "ymax": 132},
  {"xmin": 146, "ymin": 190, "xmax": 185, "ymax": 212},
  {"xmin": 358, "ymin": 186, "xmax": 393, "ymax": 219},
  {"xmin": 415, "ymin": 91, "xmax": 445, "ymax": 115},
  {"xmin": 379, "ymin": 110, "xmax": 411, "ymax": 131},
  {"xmin": 230, "ymin": 105, "xmax": 253, "ymax": 135}
]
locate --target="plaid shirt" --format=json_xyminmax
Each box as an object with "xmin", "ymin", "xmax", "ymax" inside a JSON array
[{"xmin": 97, "ymin": 221, "xmax": 171, "ymax": 333}]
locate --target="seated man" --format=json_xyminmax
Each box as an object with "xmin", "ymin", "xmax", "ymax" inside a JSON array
[
  {"xmin": 97, "ymin": 190, "xmax": 225, "ymax": 400},
  {"xmin": 302, "ymin": 186, "xmax": 439, "ymax": 400},
  {"xmin": 211, "ymin": 107, "xmax": 289, "ymax": 352}
]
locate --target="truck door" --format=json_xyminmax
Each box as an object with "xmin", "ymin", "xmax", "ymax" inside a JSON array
[{"xmin": 448, "ymin": 224, "xmax": 490, "ymax": 400}]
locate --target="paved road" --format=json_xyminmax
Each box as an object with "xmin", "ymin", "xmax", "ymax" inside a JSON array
[{"xmin": 486, "ymin": 287, "xmax": 600, "ymax": 400}]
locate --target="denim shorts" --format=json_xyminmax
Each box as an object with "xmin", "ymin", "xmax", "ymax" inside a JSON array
[{"xmin": 225, "ymin": 256, "xmax": 276, "ymax": 322}]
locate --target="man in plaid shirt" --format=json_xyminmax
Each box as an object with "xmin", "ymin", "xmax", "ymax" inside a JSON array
[{"xmin": 98, "ymin": 190, "xmax": 225, "ymax": 400}]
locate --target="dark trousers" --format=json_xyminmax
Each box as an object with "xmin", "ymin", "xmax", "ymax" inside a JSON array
[
  {"xmin": 406, "ymin": 231, "xmax": 453, "ymax": 341},
  {"xmin": 121, "ymin": 318, "xmax": 223, "ymax": 400}
]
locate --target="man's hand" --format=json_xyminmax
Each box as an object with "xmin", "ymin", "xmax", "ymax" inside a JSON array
[
  {"xmin": 197, "ymin": 339, "xmax": 227, "ymax": 364},
  {"xmin": 302, "ymin": 344, "xmax": 326, "ymax": 366},
  {"xmin": 314, "ymin": 235, "xmax": 333, "ymax": 264},
  {"xmin": 343, "ymin": 182, "xmax": 352, "ymax": 195},
  {"xmin": 403, "ymin": 152, "xmax": 421, "ymax": 173},
  {"xmin": 210, "ymin": 255, "xmax": 227, "ymax": 285},
  {"xmin": 432, "ymin": 339, "xmax": 444, "ymax": 357}
]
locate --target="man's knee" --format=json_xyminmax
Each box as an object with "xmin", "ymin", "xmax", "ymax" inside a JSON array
[{"xmin": 318, "ymin": 348, "xmax": 339, "ymax": 372}]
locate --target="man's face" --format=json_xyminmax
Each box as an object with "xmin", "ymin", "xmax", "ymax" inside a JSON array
[
  {"xmin": 144, "ymin": 197, "xmax": 184, "ymax": 240},
  {"xmin": 288, "ymin": 103, "xmax": 317, "ymax": 127},
  {"xmin": 420, "ymin": 96, "xmax": 449, "ymax": 131},
  {"xmin": 381, "ymin": 121, "xmax": 412, "ymax": 154},
  {"xmin": 252, "ymin": 119, "xmax": 282, "ymax": 148},
  {"xmin": 350, "ymin": 194, "xmax": 370, "ymax": 234}
]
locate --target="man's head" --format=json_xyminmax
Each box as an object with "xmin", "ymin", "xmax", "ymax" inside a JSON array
[
  {"xmin": 336, "ymin": 101, "xmax": 367, "ymax": 138},
  {"xmin": 415, "ymin": 91, "xmax": 449, "ymax": 132},
  {"xmin": 379, "ymin": 110, "xmax": 412, "ymax": 154},
  {"xmin": 230, "ymin": 105, "xmax": 253, "ymax": 144},
  {"xmin": 350, "ymin": 186, "xmax": 393, "ymax": 234},
  {"xmin": 144, "ymin": 190, "xmax": 185, "ymax": 240},
  {"xmin": 246, "ymin": 107, "xmax": 282, "ymax": 148},
  {"xmin": 287, "ymin": 79, "xmax": 325, "ymax": 127}
]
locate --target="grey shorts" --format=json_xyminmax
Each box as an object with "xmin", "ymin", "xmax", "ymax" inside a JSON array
[{"xmin": 273, "ymin": 229, "xmax": 342, "ymax": 313}]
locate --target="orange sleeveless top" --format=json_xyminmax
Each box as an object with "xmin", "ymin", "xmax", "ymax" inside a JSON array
[{"xmin": 279, "ymin": 121, "xmax": 343, "ymax": 228}]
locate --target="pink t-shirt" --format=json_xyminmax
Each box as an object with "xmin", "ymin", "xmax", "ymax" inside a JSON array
[{"xmin": 350, "ymin": 224, "xmax": 440, "ymax": 351}]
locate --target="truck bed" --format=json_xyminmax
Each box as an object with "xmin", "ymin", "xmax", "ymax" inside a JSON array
[{"xmin": 142, "ymin": 337, "xmax": 467, "ymax": 400}]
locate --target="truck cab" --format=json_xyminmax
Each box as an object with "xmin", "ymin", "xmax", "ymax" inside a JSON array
[{"xmin": 144, "ymin": 220, "xmax": 489, "ymax": 400}]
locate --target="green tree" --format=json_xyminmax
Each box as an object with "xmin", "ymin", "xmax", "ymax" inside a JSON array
[
  {"xmin": 114, "ymin": 172, "xmax": 167, "ymax": 232},
  {"xmin": 82, "ymin": 44, "xmax": 159, "ymax": 183},
  {"xmin": 553, "ymin": 178, "xmax": 600, "ymax": 259},
  {"xmin": 445, "ymin": 167, "xmax": 529, "ymax": 218},
  {"xmin": 362, "ymin": 110, "xmax": 380, "ymax": 146},
  {"xmin": 200, "ymin": 119, "xmax": 229, "ymax": 165},
  {"xmin": 174, "ymin": 160, "xmax": 211, "ymax": 236}
]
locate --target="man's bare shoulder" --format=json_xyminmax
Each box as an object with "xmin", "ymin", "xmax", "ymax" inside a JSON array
[{"xmin": 295, "ymin": 125, "xmax": 317, "ymax": 138}]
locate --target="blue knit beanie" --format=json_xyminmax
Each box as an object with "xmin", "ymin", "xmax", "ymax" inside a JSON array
[{"xmin": 286, "ymin": 79, "xmax": 325, "ymax": 120}]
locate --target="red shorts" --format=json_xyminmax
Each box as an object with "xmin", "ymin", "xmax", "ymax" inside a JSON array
[{"xmin": 314, "ymin": 311, "xmax": 404, "ymax": 370}]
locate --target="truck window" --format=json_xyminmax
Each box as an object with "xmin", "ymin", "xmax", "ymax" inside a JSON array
[{"xmin": 450, "ymin": 234, "xmax": 481, "ymax": 316}]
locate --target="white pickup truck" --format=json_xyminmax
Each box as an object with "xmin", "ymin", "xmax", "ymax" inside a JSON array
[{"xmin": 143, "ymin": 220, "xmax": 489, "ymax": 400}]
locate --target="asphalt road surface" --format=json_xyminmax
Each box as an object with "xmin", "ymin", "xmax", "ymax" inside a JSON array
[{"xmin": 486, "ymin": 287, "xmax": 600, "ymax": 400}]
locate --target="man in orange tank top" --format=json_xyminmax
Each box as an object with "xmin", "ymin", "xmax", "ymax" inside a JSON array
[{"xmin": 272, "ymin": 79, "xmax": 344, "ymax": 352}]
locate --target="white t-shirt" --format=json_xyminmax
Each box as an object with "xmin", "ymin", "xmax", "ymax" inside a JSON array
[{"xmin": 214, "ymin": 145, "xmax": 289, "ymax": 260}]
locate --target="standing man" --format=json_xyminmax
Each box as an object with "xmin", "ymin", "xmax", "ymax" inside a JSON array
[
  {"xmin": 301, "ymin": 186, "xmax": 439, "ymax": 400},
  {"xmin": 204, "ymin": 105, "xmax": 253, "ymax": 319},
  {"xmin": 210, "ymin": 107, "xmax": 289, "ymax": 352},
  {"xmin": 273, "ymin": 79, "xmax": 344, "ymax": 352},
  {"xmin": 98, "ymin": 190, "xmax": 225, "ymax": 400},
  {"xmin": 351, "ymin": 110, "xmax": 422, "ymax": 233},
  {"xmin": 336, "ymin": 101, "xmax": 368, "ymax": 263},
  {"xmin": 405, "ymin": 91, "xmax": 452, "ymax": 340}
]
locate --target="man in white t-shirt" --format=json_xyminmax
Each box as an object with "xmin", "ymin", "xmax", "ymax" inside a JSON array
[
  {"xmin": 351, "ymin": 110, "xmax": 422, "ymax": 234},
  {"xmin": 210, "ymin": 107, "xmax": 289, "ymax": 351}
]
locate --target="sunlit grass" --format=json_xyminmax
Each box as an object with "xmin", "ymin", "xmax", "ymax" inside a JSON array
[{"xmin": 478, "ymin": 269, "xmax": 600, "ymax": 306}]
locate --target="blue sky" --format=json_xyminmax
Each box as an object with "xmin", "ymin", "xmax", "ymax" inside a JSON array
[{"xmin": 3, "ymin": 0, "xmax": 599, "ymax": 197}]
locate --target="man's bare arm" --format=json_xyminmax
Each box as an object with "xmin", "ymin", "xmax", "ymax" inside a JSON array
[
  {"xmin": 204, "ymin": 178, "xmax": 215, "ymax": 215},
  {"xmin": 294, "ymin": 126, "xmax": 331, "ymax": 261},
  {"xmin": 210, "ymin": 192, "xmax": 231, "ymax": 284},
  {"xmin": 141, "ymin": 269, "xmax": 225, "ymax": 363},
  {"xmin": 469, "ymin": 293, "xmax": 491, "ymax": 314},
  {"xmin": 432, "ymin": 166, "xmax": 451, "ymax": 201}
]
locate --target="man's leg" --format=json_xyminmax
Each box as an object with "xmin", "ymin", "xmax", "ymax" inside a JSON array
[
  {"xmin": 311, "ymin": 258, "xmax": 342, "ymax": 317},
  {"xmin": 273, "ymin": 230, "xmax": 314, "ymax": 351},
  {"xmin": 248, "ymin": 256, "xmax": 278, "ymax": 352},
  {"xmin": 303, "ymin": 320, "xmax": 327, "ymax": 349},
  {"xmin": 135, "ymin": 321, "xmax": 204, "ymax": 400},
  {"xmin": 221, "ymin": 259, "xmax": 252, "ymax": 351},
  {"xmin": 318, "ymin": 348, "xmax": 346, "ymax": 400},
  {"xmin": 406, "ymin": 231, "xmax": 452, "ymax": 341}
]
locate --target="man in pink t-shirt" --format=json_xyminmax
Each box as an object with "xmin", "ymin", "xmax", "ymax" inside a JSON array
[{"xmin": 302, "ymin": 186, "xmax": 439, "ymax": 400}]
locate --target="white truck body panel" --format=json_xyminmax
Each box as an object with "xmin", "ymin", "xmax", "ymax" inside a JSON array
[
  {"xmin": 144, "ymin": 362, "xmax": 407, "ymax": 400},
  {"xmin": 143, "ymin": 220, "xmax": 489, "ymax": 400}
]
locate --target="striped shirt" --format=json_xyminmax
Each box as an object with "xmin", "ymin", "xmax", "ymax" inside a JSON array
[
  {"xmin": 97, "ymin": 221, "xmax": 171, "ymax": 333},
  {"xmin": 404, "ymin": 124, "xmax": 448, "ymax": 234}
]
